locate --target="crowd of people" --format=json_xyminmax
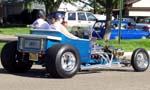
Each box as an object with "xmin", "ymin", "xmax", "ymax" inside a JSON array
[{"xmin": 31, "ymin": 10, "xmax": 79, "ymax": 39}]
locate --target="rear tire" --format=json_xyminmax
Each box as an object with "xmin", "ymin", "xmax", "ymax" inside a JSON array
[
  {"xmin": 131, "ymin": 48, "xmax": 149, "ymax": 72},
  {"xmin": 1, "ymin": 41, "xmax": 33, "ymax": 73},
  {"xmin": 45, "ymin": 44, "xmax": 80, "ymax": 78}
]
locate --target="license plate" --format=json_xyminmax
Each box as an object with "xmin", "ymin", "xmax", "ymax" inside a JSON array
[{"xmin": 29, "ymin": 53, "xmax": 38, "ymax": 61}]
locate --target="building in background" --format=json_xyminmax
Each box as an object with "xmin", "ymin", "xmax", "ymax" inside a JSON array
[
  {"xmin": 0, "ymin": 0, "xmax": 93, "ymax": 25},
  {"xmin": 1, "ymin": 0, "xmax": 150, "ymax": 25},
  {"xmin": 124, "ymin": 0, "xmax": 150, "ymax": 17},
  {"xmin": 58, "ymin": 1, "xmax": 93, "ymax": 11},
  {"xmin": 0, "ymin": 0, "xmax": 24, "ymax": 17},
  {"xmin": 0, "ymin": 0, "xmax": 24, "ymax": 24}
]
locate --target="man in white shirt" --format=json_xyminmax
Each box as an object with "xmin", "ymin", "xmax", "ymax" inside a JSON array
[{"xmin": 32, "ymin": 10, "xmax": 50, "ymax": 29}]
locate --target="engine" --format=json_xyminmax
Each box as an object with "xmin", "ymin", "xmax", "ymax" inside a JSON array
[
  {"xmin": 91, "ymin": 45, "xmax": 124, "ymax": 61},
  {"xmin": 113, "ymin": 48, "xmax": 124, "ymax": 57}
]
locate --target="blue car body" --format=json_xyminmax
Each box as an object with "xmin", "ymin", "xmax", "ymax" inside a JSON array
[
  {"xmin": 92, "ymin": 20, "xmax": 150, "ymax": 39},
  {"xmin": 18, "ymin": 30, "xmax": 92, "ymax": 64}
]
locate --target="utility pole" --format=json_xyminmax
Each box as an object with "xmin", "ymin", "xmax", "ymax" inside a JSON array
[{"xmin": 118, "ymin": 0, "xmax": 123, "ymax": 44}]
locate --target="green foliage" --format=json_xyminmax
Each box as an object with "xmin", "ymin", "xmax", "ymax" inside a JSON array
[
  {"xmin": 24, "ymin": 0, "xmax": 120, "ymax": 14},
  {"xmin": 35, "ymin": 0, "xmax": 78, "ymax": 14},
  {"xmin": 94, "ymin": 0, "xmax": 121, "ymax": 41},
  {"xmin": 97, "ymin": 39, "xmax": 150, "ymax": 52},
  {"xmin": 0, "ymin": 43, "xmax": 5, "ymax": 54},
  {"xmin": 0, "ymin": 27, "xmax": 30, "ymax": 35},
  {"xmin": 23, "ymin": 0, "xmax": 34, "ymax": 10},
  {"xmin": 96, "ymin": 0, "xmax": 120, "ymax": 7}
]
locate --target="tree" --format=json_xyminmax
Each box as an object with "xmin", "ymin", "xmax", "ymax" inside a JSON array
[
  {"xmin": 23, "ymin": 0, "xmax": 34, "ymax": 10},
  {"xmin": 96, "ymin": 0, "xmax": 120, "ymax": 41},
  {"xmin": 79, "ymin": 0, "xmax": 104, "ymax": 14},
  {"xmin": 24, "ymin": 0, "xmax": 78, "ymax": 15},
  {"xmin": 79, "ymin": 0, "xmax": 120, "ymax": 41},
  {"xmin": 34, "ymin": 0, "xmax": 78, "ymax": 15}
]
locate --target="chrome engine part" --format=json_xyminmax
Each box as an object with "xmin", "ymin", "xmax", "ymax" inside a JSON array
[{"xmin": 113, "ymin": 48, "xmax": 124, "ymax": 56}]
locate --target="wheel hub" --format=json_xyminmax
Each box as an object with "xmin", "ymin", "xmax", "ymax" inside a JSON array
[
  {"xmin": 136, "ymin": 53, "xmax": 148, "ymax": 69},
  {"xmin": 61, "ymin": 52, "xmax": 76, "ymax": 71}
]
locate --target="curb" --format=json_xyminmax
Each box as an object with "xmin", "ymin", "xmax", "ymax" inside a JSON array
[
  {"xmin": 0, "ymin": 35, "xmax": 17, "ymax": 42},
  {"xmin": 121, "ymin": 51, "xmax": 150, "ymax": 60}
]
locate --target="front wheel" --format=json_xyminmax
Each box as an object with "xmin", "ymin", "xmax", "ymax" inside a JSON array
[
  {"xmin": 45, "ymin": 44, "xmax": 80, "ymax": 78},
  {"xmin": 131, "ymin": 48, "xmax": 149, "ymax": 72}
]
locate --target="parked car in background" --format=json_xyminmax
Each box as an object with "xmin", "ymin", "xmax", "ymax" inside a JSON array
[
  {"xmin": 50, "ymin": 11, "xmax": 97, "ymax": 31},
  {"xmin": 135, "ymin": 17, "xmax": 150, "ymax": 32},
  {"xmin": 121, "ymin": 17, "xmax": 136, "ymax": 26},
  {"xmin": 136, "ymin": 23, "xmax": 150, "ymax": 32},
  {"xmin": 142, "ymin": 17, "xmax": 150, "ymax": 23},
  {"xmin": 92, "ymin": 20, "xmax": 150, "ymax": 40}
]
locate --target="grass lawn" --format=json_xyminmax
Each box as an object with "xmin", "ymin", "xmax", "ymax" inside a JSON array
[
  {"xmin": 0, "ymin": 27, "xmax": 150, "ymax": 52},
  {"xmin": 97, "ymin": 39, "xmax": 150, "ymax": 52},
  {"xmin": 0, "ymin": 27, "xmax": 30, "ymax": 52},
  {"xmin": 0, "ymin": 27, "xmax": 30, "ymax": 35}
]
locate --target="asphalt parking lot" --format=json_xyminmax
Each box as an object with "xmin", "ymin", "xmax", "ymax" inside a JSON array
[{"xmin": 0, "ymin": 63, "xmax": 150, "ymax": 90}]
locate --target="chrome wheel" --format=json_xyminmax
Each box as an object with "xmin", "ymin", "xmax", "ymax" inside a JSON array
[
  {"xmin": 61, "ymin": 52, "xmax": 76, "ymax": 71},
  {"xmin": 46, "ymin": 44, "xmax": 80, "ymax": 78},
  {"xmin": 136, "ymin": 53, "xmax": 149, "ymax": 69},
  {"xmin": 131, "ymin": 48, "xmax": 149, "ymax": 72}
]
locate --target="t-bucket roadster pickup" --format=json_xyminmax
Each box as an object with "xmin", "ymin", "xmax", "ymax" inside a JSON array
[{"xmin": 1, "ymin": 29, "xmax": 149, "ymax": 78}]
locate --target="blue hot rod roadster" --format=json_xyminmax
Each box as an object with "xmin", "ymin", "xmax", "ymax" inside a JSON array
[{"xmin": 0, "ymin": 29, "xmax": 149, "ymax": 78}]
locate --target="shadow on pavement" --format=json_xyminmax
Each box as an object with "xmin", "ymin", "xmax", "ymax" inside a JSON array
[
  {"xmin": 0, "ymin": 66, "xmax": 134, "ymax": 79},
  {"xmin": 78, "ymin": 67, "xmax": 134, "ymax": 75},
  {"xmin": 0, "ymin": 67, "xmax": 53, "ymax": 79},
  {"xmin": 0, "ymin": 68, "xmax": 8, "ymax": 74}
]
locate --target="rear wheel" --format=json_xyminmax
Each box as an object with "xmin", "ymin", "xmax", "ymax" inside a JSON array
[
  {"xmin": 45, "ymin": 44, "xmax": 80, "ymax": 78},
  {"xmin": 131, "ymin": 48, "xmax": 149, "ymax": 72},
  {"xmin": 1, "ymin": 41, "xmax": 33, "ymax": 73}
]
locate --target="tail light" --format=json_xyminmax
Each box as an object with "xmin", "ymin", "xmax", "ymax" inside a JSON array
[{"xmin": 38, "ymin": 53, "xmax": 43, "ymax": 58}]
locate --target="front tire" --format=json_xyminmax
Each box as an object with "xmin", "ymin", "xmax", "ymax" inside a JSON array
[
  {"xmin": 45, "ymin": 44, "xmax": 80, "ymax": 78},
  {"xmin": 131, "ymin": 48, "xmax": 149, "ymax": 72},
  {"xmin": 1, "ymin": 41, "xmax": 33, "ymax": 73}
]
